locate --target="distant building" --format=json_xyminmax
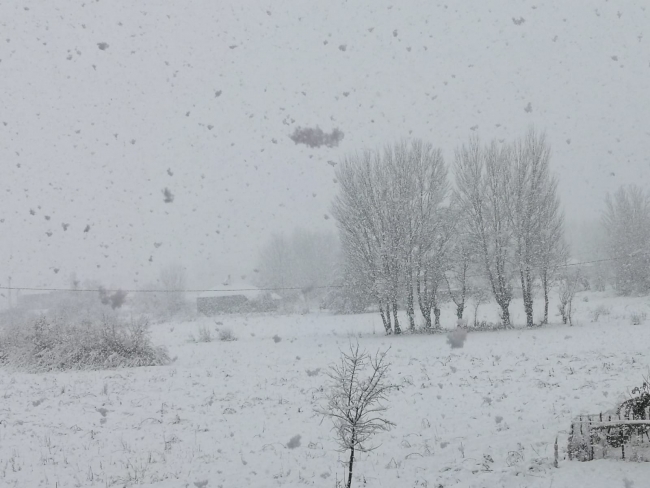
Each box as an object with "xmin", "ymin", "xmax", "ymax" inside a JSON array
[{"xmin": 196, "ymin": 276, "xmax": 279, "ymax": 315}]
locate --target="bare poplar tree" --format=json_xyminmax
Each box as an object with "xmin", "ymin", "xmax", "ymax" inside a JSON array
[
  {"xmin": 398, "ymin": 140, "xmax": 448, "ymax": 331},
  {"xmin": 416, "ymin": 208, "xmax": 454, "ymax": 329},
  {"xmin": 333, "ymin": 140, "xmax": 447, "ymax": 334},
  {"xmin": 333, "ymin": 149, "xmax": 399, "ymax": 333},
  {"xmin": 317, "ymin": 343, "xmax": 395, "ymax": 488},
  {"xmin": 443, "ymin": 198, "xmax": 474, "ymax": 320},
  {"xmin": 602, "ymin": 185, "xmax": 650, "ymax": 295},
  {"xmin": 537, "ymin": 174, "xmax": 567, "ymax": 324},
  {"xmin": 509, "ymin": 129, "xmax": 559, "ymax": 327},
  {"xmin": 455, "ymin": 129, "xmax": 565, "ymax": 327},
  {"xmin": 454, "ymin": 137, "xmax": 514, "ymax": 327}
]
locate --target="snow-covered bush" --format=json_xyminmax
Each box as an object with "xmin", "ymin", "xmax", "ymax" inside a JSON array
[
  {"xmin": 197, "ymin": 325, "xmax": 212, "ymax": 342},
  {"xmin": 218, "ymin": 327, "xmax": 237, "ymax": 342},
  {"xmin": 0, "ymin": 315, "xmax": 169, "ymax": 371},
  {"xmin": 590, "ymin": 305, "xmax": 611, "ymax": 322},
  {"xmin": 630, "ymin": 312, "xmax": 647, "ymax": 325}
]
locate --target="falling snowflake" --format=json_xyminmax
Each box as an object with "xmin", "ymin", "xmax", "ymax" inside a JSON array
[{"xmin": 162, "ymin": 188, "xmax": 175, "ymax": 203}]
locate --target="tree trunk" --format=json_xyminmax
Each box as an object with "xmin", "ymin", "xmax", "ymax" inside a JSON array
[
  {"xmin": 416, "ymin": 264, "xmax": 432, "ymax": 329},
  {"xmin": 445, "ymin": 269, "xmax": 467, "ymax": 321},
  {"xmin": 488, "ymin": 255, "xmax": 512, "ymax": 329},
  {"xmin": 392, "ymin": 301, "xmax": 401, "ymax": 335},
  {"xmin": 346, "ymin": 428, "xmax": 356, "ymax": 488},
  {"xmin": 423, "ymin": 311, "xmax": 432, "ymax": 329},
  {"xmin": 406, "ymin": 266, "xmax": 415, "ymax": 331},
  {"xmin": 379, "ymin": 302, "xmax": 392, "ymax": 334},
  {"xmin": 457, "ymin": 263, "xmax": 468, "ymax": 320},
  {"xmin": 499, "ymin": 301, "xmax": 511, "ymax": 328},
  {"xmin": 542, "ymin": 269, "xmax": 549, "ymax": 325},
  {"xmin": 559, "ymin": 304, "xmax": 567, "ymax": 324},
  {"xmin": 433, "ymin": 306, "xmax": 441, "ymax": 329},
  {"xmin": 473, "ymin": 301, "xmax": 481, "ymax": 327},
  {"xmin": 520, "ymin": 269, "xmax": 534, "ymax": 328},
  {"xmin": 524, "ymin": 295, "xmax": 534, "ymax": 328},
  {"xmin": 429, "ymin": 277, "xmax": 441, "ymax": 329}
]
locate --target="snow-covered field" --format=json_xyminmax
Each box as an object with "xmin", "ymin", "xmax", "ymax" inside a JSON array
[{"xmin": 1, "ymin": 292, "xmax": 649, "ymax": 488}]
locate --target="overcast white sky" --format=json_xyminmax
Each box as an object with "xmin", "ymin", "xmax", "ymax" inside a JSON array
[{"xmin": 1, "ymin": 0, "xmax": 648, "ymax": 292}]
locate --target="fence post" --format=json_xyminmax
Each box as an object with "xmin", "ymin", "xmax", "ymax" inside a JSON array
[
  {"xmin": 588, "ymin": 416, "xmax": 594, "ymax": 461},
  {"xmin": 608, "ymin": 415, "xmax": 612, "ymax": 456}
]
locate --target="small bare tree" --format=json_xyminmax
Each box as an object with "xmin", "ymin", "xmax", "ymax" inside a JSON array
[
  {"xmin": 537, "ymin": 176, "xmax": 567, "ymax": 324},
  {"xmin": 558, "ymin": 267, "xmax": 581, "ymax": 326},
  {"xmin": 472, "ymin": 285, "xmax": 490, "ymax": 327},
  {"xmin": 317, "ymin": 343, "xmax": 395, "ymax": 488}
]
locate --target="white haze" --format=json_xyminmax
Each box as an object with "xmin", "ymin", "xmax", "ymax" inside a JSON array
[{"xmin": 1, "ymin": 0, "xmax": 648, "ymax": 291}]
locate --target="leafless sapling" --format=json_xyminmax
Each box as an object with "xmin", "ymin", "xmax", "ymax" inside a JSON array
[
  {"xmin": 317, "ymin": 342, "xmax": 395, "ymax": 488},
  {"xmin": 558, "ymin": 267, "xmax": 581, "ymax": 325}
]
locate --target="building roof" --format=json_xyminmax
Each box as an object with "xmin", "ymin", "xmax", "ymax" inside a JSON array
[{"xmin": 198, "ymin": 275, "xmax": 265, "ymax": 300}]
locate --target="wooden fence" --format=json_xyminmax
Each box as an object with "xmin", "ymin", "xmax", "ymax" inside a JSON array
[{"xmin": 569, "ymin": 408, "xmax": 650, "ymax": 461}]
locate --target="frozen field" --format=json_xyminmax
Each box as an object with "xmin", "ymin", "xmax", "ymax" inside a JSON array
[{"xmin": 1, "ymin": 292, "xmax": 650, "ymax": 488}]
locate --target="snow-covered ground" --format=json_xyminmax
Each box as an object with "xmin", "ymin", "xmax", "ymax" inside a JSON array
[{"xmin": 1, "ymin": 291, "xmax": 649, "ymax": 488}]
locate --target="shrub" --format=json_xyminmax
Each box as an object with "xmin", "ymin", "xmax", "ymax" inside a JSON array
[
  {"xmin": 0, "ymin": 315, "xmax": 169, "ymax": 372},
  {"xmin": 218, "ymin": 328, "xmax": 237, "ymax": 342},
  {"xmin": 630, "ymin": 312, "xmax": 647, "ymax": 325},
  {"xmin": 197, "ymin": 325, "xmax": 212, "ymax": 342},
  {"xmin": 591, "ymin": 305, "xmax": 611, "ymax": 322}
]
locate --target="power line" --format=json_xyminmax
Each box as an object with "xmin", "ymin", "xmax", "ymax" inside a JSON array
[
  {"xmin": 0, "ymin": 284, "xmax": 343, "ymax": 294},
  {"xmin": 0, "ymin": 252, "xmax": 645, "ymax": 295}
]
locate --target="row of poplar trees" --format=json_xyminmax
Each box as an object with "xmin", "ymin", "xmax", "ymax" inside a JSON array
[{"xmin": 332, "ymin": 129, "xmax": 566, "ymax": 334}]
